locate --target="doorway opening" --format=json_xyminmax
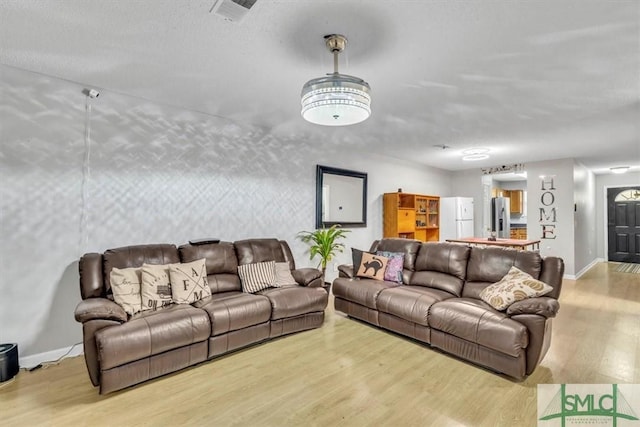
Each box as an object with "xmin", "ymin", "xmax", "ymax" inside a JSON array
[
  {"xmin": 607, "ymin": 187, "xmax": 640, "ymax": 263},
  {"xmin": 482, "ymin": 172, "xmax": 528, "ymax": 240}
]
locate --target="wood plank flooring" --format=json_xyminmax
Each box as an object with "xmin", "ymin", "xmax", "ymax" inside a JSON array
[{"xmin": 1, "ymin": 262, "xmax": 638, "ymax": 426}]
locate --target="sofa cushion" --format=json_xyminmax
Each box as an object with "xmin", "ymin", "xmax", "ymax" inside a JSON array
[
  {"xmin": 257, "ymin": 286, "xmax": 328, "ymax": 320},
  {"xmin": 429, "ymin": 298, "xmax": 528, "ymax": 357},
  {"xmin": 196, "ymin": 292, "xmax": 272, "ymax": 336},
  {"xmin": 235, "ymin": 239, "xmax": 287, "ymax": 266},
  {"xmin": 179, "ymin": 242, "xmax": 241, "ymax": 294},
  {"xmin": 140, "ymin": 264, "xmax": 173, "ymax": 310},
  {"xmin": 109, "ymin": 267, "xmax": 142, "ymax": 316},
  {"xmin": 376, "ymin": 251, "xmax": 404, "ymax": 283},
  {"xmin": 179, "ymin": 241, "xmax": 237, "ymax": 274},
  {"xmin": 356, "ymin": 253, "xmax": 389, "ymax": 281},
  {"xmin": 370, "ymin": 238, "xmax": 421, "ymax": 271},
  {"xmin": 377, "ymin": 286, "xmax": 456, "ymax": 326},
  {"xmin": 169, "ymin": 259, "xmax": 212, "ymax": 304},
  {"xmin": 274, "ymin": 262, "xmax": 298, "ymax": 287},
  {"xmin": 479, "ymin": 267, "xmax": 553, "ymax": 311},
  {"xmin": 466, "ymin": 246, "xmax": 542, "ymax": 283},
  {"xmin": 95, "ymin": 304, "xmax": 210, "ymax": 370},
  {"xmin": 463, "ymin": 247, "xmax": 544, "ymax": 299},
  {"xmin": 411, "ymin": 243, "xmax": 470, "ymax": 296},
  {"xmin": 238, "ymin": 261, "xmax": 276, "ymax": 293},
  {"xmin": 333, "ymin": 277, "xmax": 401, "ymax": 309}
]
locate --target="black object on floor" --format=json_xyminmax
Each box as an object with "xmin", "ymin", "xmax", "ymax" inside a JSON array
[{"xmin": 0, "ymin": 343, "xmax": 19, "ymax": 382}]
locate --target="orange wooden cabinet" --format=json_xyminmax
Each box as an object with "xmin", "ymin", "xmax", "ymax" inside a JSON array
[
  {"xmin": 503, "ymin": 190, "xmax": 524, "ymax": 214},
  {"xmin": 510, "ymin": 227, "xmax": 527, "ymax": 240},
  {"xmin": 383, "ymin": 192, "xmax": 440, "ymax": 241}
]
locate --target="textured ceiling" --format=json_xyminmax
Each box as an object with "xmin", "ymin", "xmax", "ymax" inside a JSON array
[{"xmin": 1, "ymin": 0, "xmax": 638, "ymax": 172}]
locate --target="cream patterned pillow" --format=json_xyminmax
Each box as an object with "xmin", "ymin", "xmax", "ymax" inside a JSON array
[
  {"xmin": 480, "ymin": 266, "xmax": 553, "ymax": 311},
  {"xmin": 238, "ymin": 261, "xmax": 276, "ymax": 293},
  {"xmin": 274, "ymin": 262, "xmax": 298, "ymax": 287},
  {"xmin": 110, "ymin": 267, "xmax": 142, "ymax": 316},
  {"xmin": 169, "ymin": 258, "xmax": 212, "ymax": 304},
  {"xmin": 141, "ymin": 263, "xmax": 173, "ymax": 310}
]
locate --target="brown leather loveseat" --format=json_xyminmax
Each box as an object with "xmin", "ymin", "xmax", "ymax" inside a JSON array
[
  {"xmin": 333, "ymin": 238, "xmax": 564, "ymax": 379},
  {"xmin": 74, "ymin": 238, "xmax": 328, "ymax": 394}
]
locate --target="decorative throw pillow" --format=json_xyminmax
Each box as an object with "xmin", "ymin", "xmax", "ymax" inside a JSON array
[
  {"xmin": 356, "ymin": 252, "xmax": 389, "ymax": 281},
  {"xmin": 169, "ymin": 258, "xmax": 212, "ymax": 304},
  {"xmin": 110, "ymin": 267, "xmax": 142, "ymax": 316},
  {"xmin": 376, "ymin": 251, "xmax": 405, "ymax": 283},
  {"xmin": 141, "ymin": 263, "xmax": 173, "ymax": 310},
  {"xmin": 352, "ymin": 248, "xmax": 370, "ymax": 270},
  {"xmin": 238, "ymin": 261, "xmax": 276, "ymax": 293},
  {"xmin": 274, "ymin": 262, "xmax": 298, "ymax": 287},
  {"xmin": 479, "ymin": 266, "xmax": 553, "ymax": 311}
]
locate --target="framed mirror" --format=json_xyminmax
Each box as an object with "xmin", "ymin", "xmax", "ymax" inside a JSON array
[{"xmin": 316, "ymin": 165, "xmax": 368, "ymax": 229}]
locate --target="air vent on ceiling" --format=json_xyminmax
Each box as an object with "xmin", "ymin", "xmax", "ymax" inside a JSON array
[{"xmin": 210, "ymin": 0, "xmax": 257, "ymax": 22}]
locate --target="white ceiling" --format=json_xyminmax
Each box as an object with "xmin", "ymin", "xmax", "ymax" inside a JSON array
[{"xmin": 1, "ymin": 0, "xmax": 638, "ymax": 173}]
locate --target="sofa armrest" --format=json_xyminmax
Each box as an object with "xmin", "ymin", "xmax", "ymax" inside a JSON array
[
  {"xmin": 506, "ymin": 297, "xmax": 559, "ymax": 318},
  {"xmin": 75, "ymin": 298, "xmax": 128, "ymax": 323},
  {"xmin": 337, "ymin": 264, "xmax": 354, "ymax": 278},
  {"xmin": 292, "ymin": 268, "xmax": 323, "ymax": 287}
]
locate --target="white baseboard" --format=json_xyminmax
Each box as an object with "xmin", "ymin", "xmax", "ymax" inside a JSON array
[
  {"xmin": 19, "ymin": 344, "xmax": 84, "ymax": 369},
  {"xmin": 574, "ymin": 258, "xmax": 602, "ymax": 279},
  {"xmin": 565, "ymin": 258, "xmax": 603, "ymax": 281}
]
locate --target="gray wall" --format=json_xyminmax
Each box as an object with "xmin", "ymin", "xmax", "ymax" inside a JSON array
[
  {"xmin": 451, "ymin": 159, "xmax": 583, "ymax": 276},
  {"xmin": 573, "ymin": 162, "xmax": 597, "ymax": 276},
  {"xmin": 450, "ymin": 169, "xmax": 486, "ymax": 237},
  {"xmin": 0, "ymin": 65, "xmax": 452, "ymax": 361},
  {"xmin": 526, "ymin": 158, "xmax": 576, "ymax": 276}
]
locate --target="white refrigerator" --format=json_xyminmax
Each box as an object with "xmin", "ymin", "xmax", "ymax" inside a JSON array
[{"xmin": 440, "ymin": 197, "xmax": 474, "ymax": 241}]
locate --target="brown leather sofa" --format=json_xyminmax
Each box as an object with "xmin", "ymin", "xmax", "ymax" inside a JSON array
[
  {"xmin": 74, "ymin": 238, "xmax": 328, "ymax": 394},
  {"xmin": 333, "ymin": 239, "xmax": 564, "ymax": 379}
]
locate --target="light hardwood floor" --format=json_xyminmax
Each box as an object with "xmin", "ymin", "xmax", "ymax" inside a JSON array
[{"xmin": 1, "ymin": 262, "xmax": 638, "ymax": 426}]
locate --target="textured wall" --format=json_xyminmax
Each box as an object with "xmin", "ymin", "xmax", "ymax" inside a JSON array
[{"xmin": 0, "ymin": 65, "xmax": 452, "ymax": 359}]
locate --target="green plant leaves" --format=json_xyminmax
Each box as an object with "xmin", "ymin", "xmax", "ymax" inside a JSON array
[{"xmin": 297, "ymin": 225, "xmax": 350, "ymax": 277}]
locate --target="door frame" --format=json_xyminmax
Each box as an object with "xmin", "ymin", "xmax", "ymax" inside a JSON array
[{"xmin": 603, "ymin": 183, "xmax": 640, "ymax": 261}]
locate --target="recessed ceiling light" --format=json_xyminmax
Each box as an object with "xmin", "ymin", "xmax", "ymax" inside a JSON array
[
  {"xmin": 610, "ymin": 166, "xmax": 630, "ymax": 174},
  {"xmin": 462, "ymin": 147, "xmax": 490, "ymax": 161}
]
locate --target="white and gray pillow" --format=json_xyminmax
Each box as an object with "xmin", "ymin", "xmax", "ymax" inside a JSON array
[
  {"xmin": 169, "ymin": 258, "xmax": 211, "ymax": 304},
  {"xmin": 110, "ymin": 267, "xmax": 142, "ymax": 316},
  {"xmin": 140, "ymin": 263, "xmax": 173, "ymax": 310},
  {"xmin": 238, "ymin": 261, "xmax": 277, "ymax": 293},
  {"xmin": 274, "ymin": 262, "xmax": 298, "ymax": 287}
]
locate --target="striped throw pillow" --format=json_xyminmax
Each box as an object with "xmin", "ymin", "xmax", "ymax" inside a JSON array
[{"xmin": 238, "ymin": 261, "xmax": 276, "ymax": 293}]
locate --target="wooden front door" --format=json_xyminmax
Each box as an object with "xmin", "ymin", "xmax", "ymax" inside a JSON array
[{"xmin": 607, "ymin": 187, "xmax": 640, "ymax": 263}]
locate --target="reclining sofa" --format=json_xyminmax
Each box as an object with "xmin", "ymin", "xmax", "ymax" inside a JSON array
[
  {"xmin": 333, "ymin": 239, "xmax": 564, "ymax": 379},
  {"xmin": 74, "ymin": 238, "xmax": 328, "ymax": 394}
]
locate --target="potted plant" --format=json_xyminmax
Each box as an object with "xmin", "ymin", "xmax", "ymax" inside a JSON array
[{"xmin": 297, "ymin": 225, "xmax": 350, "ymax": 293}]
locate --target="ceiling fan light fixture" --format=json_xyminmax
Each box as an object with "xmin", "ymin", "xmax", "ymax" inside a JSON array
[
  {"xmin": 610, "ymin": 166, "xmax": 630, "ymax": 174},
  {"xmin": 301, "ymin": 35, "xmax": 371, "ymax": 126},
  {"xmin": 462, "ymin": 147, "xmax": 490, "ymax": 161}
]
